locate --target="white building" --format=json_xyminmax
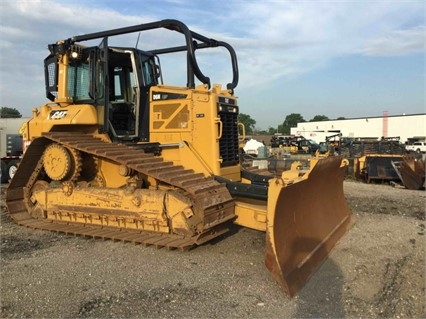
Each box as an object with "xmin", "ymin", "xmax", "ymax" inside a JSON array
[{"xmin": 290, "ymin": 113, "xmax": 426, "ymax": 144}]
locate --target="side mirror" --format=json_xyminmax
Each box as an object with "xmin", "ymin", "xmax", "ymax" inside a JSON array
[{"xmin": 154, "ymin": 65, "xmax": 161, "ymax": 79}]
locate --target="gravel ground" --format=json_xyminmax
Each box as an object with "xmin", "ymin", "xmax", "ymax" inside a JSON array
[{"xmin": 0, "ymin": 180, "xmax": 425, "ymax": 318}]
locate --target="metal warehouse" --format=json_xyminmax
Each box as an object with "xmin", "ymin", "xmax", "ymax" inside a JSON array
[{"xmin": 290, "ymin": 113, "xmax": 426, "ymax": 144}]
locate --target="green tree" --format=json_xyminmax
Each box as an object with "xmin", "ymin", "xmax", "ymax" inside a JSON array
[
  {"xmin": 238, "ymin": 113, "xmax": 256, "ymax": 135},
  {"xmin": 281, "ymin": 113, "xmax": 305, "ymax": 134},
  {"xmin": 268, "ymin": 126, "xmax": 278, "ymax": 134},
  {"xmin": 0, "ymin": 107, "xmax": 22, "ymax": 118},
  {"xmin": 336, "ymin": 116, "xmax": 346, "ymax": 120},
  {"xmin": 310, "ymin": 115, "xmax": 329, "ymax": 122}
]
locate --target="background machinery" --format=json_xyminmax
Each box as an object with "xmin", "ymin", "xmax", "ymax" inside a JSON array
[
  {"xmin": 0, "ymin": 133, "xmax": 22, "ymax": 183},
  {"xmin": 0, "ymin": 118, "xmax": 28, "ymax": 182},
  {"xmin": 6, "ymin": 19, "xmax": 351, "ymax": 297}
]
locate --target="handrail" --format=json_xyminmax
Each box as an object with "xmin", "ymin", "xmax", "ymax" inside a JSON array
[{"xmin": 63, "ymin": 19, "xmax": 238, "ymax": 91}]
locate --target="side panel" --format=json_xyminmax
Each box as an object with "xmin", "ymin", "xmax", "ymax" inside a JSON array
[
  {"xmin": 149, "ymin": 86, "xmax": 221, "ymax": 176},
  {"xmin": 27, "ymin": 104, "xmax": 99, "ymax": 139},
  {"xmin": 149, "ymin": 85, "xmax": 241, "ymax": 179}
]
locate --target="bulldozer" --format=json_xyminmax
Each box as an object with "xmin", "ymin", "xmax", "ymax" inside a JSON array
[{"xmin": 6, "ymin": 19, "xmax": 351, "ymax": 297}]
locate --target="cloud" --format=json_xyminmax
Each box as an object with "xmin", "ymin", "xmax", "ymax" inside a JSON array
[
  {"xmin": 362, "ymin": 26, "xmax": 425, "ymax": 56},
  {"xmin": 0, "ymin": 0, "xmax": 424, "ymax": 120},
  {"xmin": 213, "ymin": 1, "xmax": 425, "ymax": 88},
  {"xmin": 0, "ymin": 1, "xmax": 159, "ymax": 114}
]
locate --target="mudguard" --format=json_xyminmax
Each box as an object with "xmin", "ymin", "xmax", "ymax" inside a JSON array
[{"xmin": 265, "ymin": 156, "xmax": 351, "ymax": 297}]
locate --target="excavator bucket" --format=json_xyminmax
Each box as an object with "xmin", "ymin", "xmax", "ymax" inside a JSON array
[{"xmin": 265, "ymin": 156, "xmax": 351, "ymax": 297}]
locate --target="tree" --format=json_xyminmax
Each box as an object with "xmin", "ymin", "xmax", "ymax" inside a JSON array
[
  {"xmin": 310, "ymin": 115, "xmax": 329, "ymax": 122},
  {"xmin": 268, "ymin": 126, "xmax": 278, "ymax": 134},
  {"xmin": 238, "ymin": 113, "xmax": 256, "ymax": 135},
  {"xmin": 281, "ymin": 113, "xmax": 305, "ymax": 134},
  {"xmin": 0, "ymin": 107, "xmax": 22, "ymax": 118},
  {"xmin": 336, "ymin": 116, "xmax": 346, "ymax": 120}
]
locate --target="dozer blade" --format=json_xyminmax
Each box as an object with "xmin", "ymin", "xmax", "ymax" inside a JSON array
[{"xmin": 265, "ymin": 156, "xmax": 351, "ymax": 297}]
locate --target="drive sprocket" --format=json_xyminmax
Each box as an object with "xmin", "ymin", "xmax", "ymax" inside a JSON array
[{"xmin": 42, "ymin": 143, "xmax": 82, "ymax": 181}]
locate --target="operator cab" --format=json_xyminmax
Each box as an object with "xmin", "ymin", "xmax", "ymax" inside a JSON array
[
  {"xmin": 107, "ymin": 48, "xmax": 161, "ymax": 142},
  {"xmin": 44, "ymin": 44, "xmax": 161, "ymax": 143}
]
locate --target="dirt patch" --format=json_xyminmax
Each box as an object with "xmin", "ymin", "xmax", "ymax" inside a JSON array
[
  {"xmin": 344, "ymin": 180, "xmax": 425, "ymax": 220},
  {"xmin": 1, "ymin": 181, "xmax": 425, "ymax": 318}
]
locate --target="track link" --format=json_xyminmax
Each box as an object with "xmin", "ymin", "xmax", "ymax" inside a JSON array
[{"xmin": 6, "ymin": 132, "xmax": 235, "ymax": 250}]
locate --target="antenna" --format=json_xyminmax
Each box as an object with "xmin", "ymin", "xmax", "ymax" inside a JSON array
[{"xmin": 135, "ymin": 32, "xmax": 141, "ymax": 48}]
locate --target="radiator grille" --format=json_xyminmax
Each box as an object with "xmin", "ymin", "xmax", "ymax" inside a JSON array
[{"xmin": 218, "ymin": 100, "xmax": 239, "ymax": 167}]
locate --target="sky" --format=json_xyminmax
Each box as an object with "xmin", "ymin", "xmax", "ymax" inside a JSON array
[{"xmin": 0, "ymin": 0, "xmax": 424, "ymax": 130}]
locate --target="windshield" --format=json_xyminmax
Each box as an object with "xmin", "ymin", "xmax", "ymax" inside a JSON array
[
  {"xmin": 308, "ymin": 140, "xmax": 318, "ymax": 145},
  {"xmin": 68, "ymin": 59, "xmax": 90, "ymax": 101},
  {"xmin": 138, "ymin": 53, "xmax": 159, "ymax": 87}
]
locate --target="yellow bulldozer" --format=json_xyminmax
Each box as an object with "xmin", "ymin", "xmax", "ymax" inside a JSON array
[{"xmin": 6, "ymin": 19, "xmax": 351, "ymax": 297}]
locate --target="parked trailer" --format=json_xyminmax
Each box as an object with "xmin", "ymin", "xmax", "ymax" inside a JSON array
[
  {"xmin": 0, "ymin": 134, "xmax": 22, "ymax": 183},
  {"xmin": 0, "ymin": 118, "xmax": 29, "ymax": 183}
]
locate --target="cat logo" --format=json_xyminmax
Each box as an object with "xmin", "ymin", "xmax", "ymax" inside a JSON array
[
  {"xmin": 49, "ymin": 110, "xmax": 68, "ymax": 120},
  {"xmin": 153, "ymin": 94, "xmax": 161, "ymax": 100}
]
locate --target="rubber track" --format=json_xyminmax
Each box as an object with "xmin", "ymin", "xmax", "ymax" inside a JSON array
[{"xmin": 6, "ymin": 132, "xmax": 235, "ymax": 251}]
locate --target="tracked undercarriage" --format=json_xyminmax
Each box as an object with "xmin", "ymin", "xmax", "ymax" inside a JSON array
[{"xmin": 6, "ymin": 132, "xmax": 237, "ymax": 250}]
